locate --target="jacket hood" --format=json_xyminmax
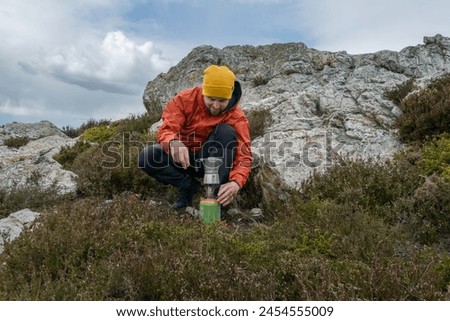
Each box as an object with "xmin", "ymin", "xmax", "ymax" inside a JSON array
[{"xmin": 221, "ymin": 80, "xmax": 242, "ymax": 114}]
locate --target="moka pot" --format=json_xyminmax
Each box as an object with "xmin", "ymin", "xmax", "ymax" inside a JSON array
[{"xmin": 200, "ymin": 157, "xmax": 222, "ymax": 224}]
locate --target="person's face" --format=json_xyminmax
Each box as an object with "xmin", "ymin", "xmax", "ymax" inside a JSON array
[{"xmin": 203, "ymin": 96, "xmax": 230, "ymax": 116}]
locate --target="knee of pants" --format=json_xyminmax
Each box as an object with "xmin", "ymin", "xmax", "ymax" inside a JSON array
[
  {"xmin": 137, "ymin": 144, "xmax": 167, "ymax": 171},
  {"xmin": 214, "ymin": 123, "xmax": 237, "ymax": 144}
]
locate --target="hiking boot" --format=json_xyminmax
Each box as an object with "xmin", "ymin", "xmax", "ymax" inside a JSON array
[{"xmin": 172, "ymin": 178, "xmax": 201, "ymax": 209}]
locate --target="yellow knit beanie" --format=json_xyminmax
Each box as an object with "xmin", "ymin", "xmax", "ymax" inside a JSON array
[{"xmin": 202, "ymin": 65, "xmax": 235, "ymax": 99}]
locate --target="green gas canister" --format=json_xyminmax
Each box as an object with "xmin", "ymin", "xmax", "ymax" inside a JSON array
[{"xmin": 199, "ymin": 198, "xmax": 221, "ymax": 224}]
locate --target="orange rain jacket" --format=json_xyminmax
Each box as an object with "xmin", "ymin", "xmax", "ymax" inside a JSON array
[{"xmin": 157, "ymin": 82, "xmax": 252, "ymax": 188}]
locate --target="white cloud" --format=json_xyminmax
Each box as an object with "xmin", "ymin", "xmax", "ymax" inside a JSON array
[
  {"xmin": 0, "ymin": 1, "xmax": 174, "ymax": 127},
  {"xmin": 19, "ymin": 31, "xmax": 171, "ymax": 94},
  {"xmin": 0, "ymin": 100, "xmax": 46, "ymax": 117},
  {"xmin": 0, "ymin": 0, "xmax": 123, "ymax": 48},
  {"xmin": 2, "ymin": 0, "xmax": 450, "ymax": 128},
  {"xmin": 1, "ymin": 1, "xmax": 170, "ymax": 94},
  {"xmin": 0, "ymin": 68, "xmax": 146, "ymax": 128},
  {"xmin": 297, "ymin": 0, "xmax": 450, "ymax": 53}
]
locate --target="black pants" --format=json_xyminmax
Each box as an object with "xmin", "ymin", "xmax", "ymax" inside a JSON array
[{"xmin": 137, "ymin": 123, "xmax": 237, "ymax": 190}]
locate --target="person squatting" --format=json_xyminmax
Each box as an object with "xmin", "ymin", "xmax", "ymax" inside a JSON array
[{"xmin": 137, "ymin": 65, "xmax": 253, "ymax": 210}]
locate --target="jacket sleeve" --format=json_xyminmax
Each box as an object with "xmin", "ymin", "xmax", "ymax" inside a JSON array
[
  {"xmin": 157, "ymin": 95, "xmax": 186, "ymax": 153},
  {"xmin": 229, "ymin": 115, "xmax": 253, "ymax": 188}
]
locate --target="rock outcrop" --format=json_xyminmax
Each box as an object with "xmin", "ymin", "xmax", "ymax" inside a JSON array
[
  {"xmin": 0, "ymin": 120, "xmax": 78, "ymax": 194},
  {"xmin": 143, "ymin": 34, "xmax": 450, "ymax": 189},
  {"xmin": 0, "ymin": 121, "xmax": 79, "ymax": 253},
  {"xmin": 0, "ymin": 209, "xmax": 40, "ymax": 254}
]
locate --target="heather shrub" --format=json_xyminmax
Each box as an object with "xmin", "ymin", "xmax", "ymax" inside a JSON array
[
  {"xmin": 0, "ymin": 180, "xmax": 68, "ymax": 219},
  {"xmin": 384, "ymin": 78, "xmax": 416, "ymax": 106},
  {"xmin": 252, "ymin": 74, "xmax": 269, "ymax": 87},
  {"xmin": 420, "ymin": 133, "xmax": 450, "ymax": 181},
  {"xmin": 0, "ymin": 195, "xmax": 448, "ymax": 300},
  {"xmin": 393, "ymin": 74, "xmax": 450, "ymax": 142},
  {"xmin": 60, "ymin": 125, "xmax": 80, "ymax": 138},
  {"xmin": 53, "ymin": 113, "xmax": 161, "ymax": 199},
  {"xmin": 53, "ymin": 140, "xmax": 92, "ymax": 171},
  {"xmin": 299, "ymin": 157, "xmax": 450, "ymax": 247},
  {"xmin": 246, "ymin": 108, "xmax": 273, "ymax": 139},
  {"xmin": 70, "ymin": 139, "xmax": 161, "ymax": 198},
  {"xmin": 399, "ymin": 174, "xmax": 450, "ymax": 245},
  {"xmin": 300, "ymin": 159, "xmax": 422, "ymax": 223},
  {"xmin": 81, "ymin": 125, "xmax": 116, "ymax": 143},
  {"xmin": 111, "ymin": 112, "xmax": 161, "ymax": 136},
  {"xmin": 61, "ymin": 118, "xmax": 111, "ymax": 138},
  {"xmin": 3, "ymin": 136, "xmax": 30, "ymax": 149},
  {"xmin": 232, "ymin": 161, "xmax": 288, "ymax": 216}
]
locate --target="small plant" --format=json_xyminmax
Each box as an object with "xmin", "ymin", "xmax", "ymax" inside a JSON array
[
  {"xmin": 53, "ymin": 140, "xmax": 92, "ymax": 171},
  {"xmin": 405, "ymin": 174, "xmax": 450, "ymax": 244},
  {"xmin": 61, "ymin": 118, "xmax": 112, "ymax": 138},
  {"xmin": 312, "ymin": 53, "xmax": 334, "ymax": 70},
  {"xmin": 81, "ymin": 125, "xmax": 116, "ymax": 143},
  {"xmin": 60, "ymin": 125, "xmax": 80, "ymax": 138},
  {"xmin": 52, "ymin": 113, "xmax": 171, "ymax": 199},
  {"xmin": 112, "ymin": 113, "xmax": 161, "ymax": 136},
  {"xmin": 78, "ymin": 118, "xmax": 111, "ymax": 133},
  {"xmin": 300, "ymin": 159, "xmax": 421, "ymax": 215},
  {"xmin": 252, "ymin": 74, "xmax": 269, "ymax": 87},
  {"xmin": 246, "ymin": 108, "xmax": 273, "ymax": 139},
  {"xmin": 384, "ymin": 78, "xmax": 416, "ymax": 106},
  {"xmin": 3, "ymin": 136, "xmax": 30, "ymax": 149},
  {"xmin": 420, "ymin": 133, "xmax": 450, "ymax": 181},
  {"xmin": 0, "ymin": 183, "xmax": 67, "ymax": 219}
]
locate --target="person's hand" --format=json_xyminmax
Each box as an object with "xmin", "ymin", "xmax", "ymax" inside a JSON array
[
  {"xmin": 217, "ymin": 181, "xmax": 240, "ymax": 206},
  {"xmin": 170, "ymin": 140, "xmax": 190, "ymax": 169}
]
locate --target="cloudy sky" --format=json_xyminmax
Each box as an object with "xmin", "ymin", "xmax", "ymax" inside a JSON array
[{"xmin": 1, "ymin": 0, "xmax": 449, "ymax": 128}]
